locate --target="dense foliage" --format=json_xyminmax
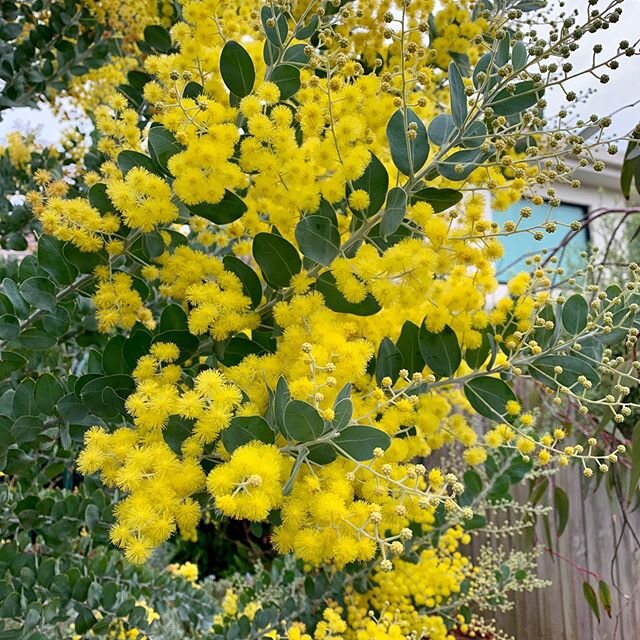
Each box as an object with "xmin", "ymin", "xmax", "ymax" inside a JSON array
[{"xmin": 1, "ymin": 0, "xmax": 639, "ymax": 638}]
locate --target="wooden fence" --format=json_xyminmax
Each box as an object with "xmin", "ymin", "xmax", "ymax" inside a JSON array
[{"xmin": 477, "ymin": 468, "xmax": 640, "ymax": 639}]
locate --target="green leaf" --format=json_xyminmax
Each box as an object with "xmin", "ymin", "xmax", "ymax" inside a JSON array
[
  {"xmin": 163, "ymin": 416, "xmax": 192, "ymax": 454},
  {"xmin": 42, "ymin": 307, "xmax": 71, "ymax": 337},
  {"xmin": 273, "ymin": 376, "xmax": 290, "ymax": 432},
  {"xmin": 283, "ymin": 400, "xmax": 324, "ymax": 441},
  {"xmin": 183, "ymin": 81, "xmax": 204, "ymax": 99},
  {"xmin": 628, "ymin": 426, "xmax": 640, "ymax": 499},
  {"xmin": 56, "ymin": 393, "xmax": 88, "ymax": 423},
  {"xmin": 495, "ymin": 31, "xmax": 511, "ymax": 66},
  {"xmin": 13, "ymin": 378, "xmax": 36, "ymax": 417},
  {"xmin": 271, "ymin": 64, "xmax": 301, "ymax": 100},
  {"xmin": 333, "ymin": 426, "xmax": 391, "ymax": 461},
  {"xmin": 315, "ymin": 272, "xmax": 380, "ymax": 316},
  {"xmin": 20, "ymin": 277, "xmax": 56, "ymax": 311},
  {"xmin": 13, "ymin": 416, "xmax": 44, "ymax": 444},
  {"xmin": 37, "ymin": 558, "xmax": 56, "ymax": 588},
  {"xmin": 461, "ymin": 121, "xmax": 488, "ymax": 148},
  {"xmin": 533, "ymin": 303, "xmax": 556, "ymax": 349},
  {"xmin": 143, "ymin": 231, "xmax": 165, "ymax": 259},
  {"xmin": 436, "ymin": 148, "xmax": 490, "ymax": 181},
  {"xmin": 380, "ymin": 187, "xmax": 407, "ymax": 238},
  {"xmin": 186, "ymin": 190, "xmax": 248, "ymax": 224},
  {"xmin": 332, "ymin": 397, "xmax": 352, "ymax": 430},
  {"xmin": 103, "ymin": 336, "xmax": 126, "ymax": 374},
  {"xmin": 295, "ymin": 14, "xmax": 319, "ymax": 39},
  {"xmin": 253, "ymin": 232, "xmax": 301, "ymax": 288},
  {"xmin": 418, "ymin": 323, "xmax": 461, "ymax": 378},
  {"xmin": 144, "ymin": 25, "xmax": 171, "ymax": 53},
  {"xmin": 528, "ymin": 355, "xmax": 600, "ymax": 390},
  {"xmin": 263, "ymin": 38, "xmax": 279, "ymax": 66},
  {"xmin": 512, "ymin": 41, "xmax": 528, "ymax": 71},
  {"xmin": 0, "ymin": 314, "xmax": 19, "ymax": 340},
  {"xmin": 376, "ymin": 337, "xmax": 403, "ymax": 385},
  {"xmin": 74, "ymin": 606, "xmax": 98, "ymax": 634},
  {"xmin": 465, "ymin": 329, "xmax": 491, "ymax": 370},
  {"xmin": 148, "ymin": 125, "xmax": 183, "ymax": 172},
  {"xmin": 583, "ymin": 582, "xmax": 601, "ymax": 622},
  {"xmin": 2, "ymin": 278, "xmax": 29, "ymax": 317},
  {"xmin": 621, "ymin": 141, "xmax": 639, "ymax": 199},
  {"xmin": 410, "ymin": 187, "xmax": 463, "ymax": 213},
  {"xmin": 283, "ymin": 44, "xmax": 310, "ymax": 66},
  {"xmin": 220, "ymin": 41, "xmax": 255, "ymax": 98},
  {"xmin": 0, "ymin": 592, "xmax": 19, "ymax": 618},
  {"xmin": 464, "ymin": 376, "xmax": 517, "ymax": 423},
  {"xmin": 598, "ymin": 580, "xmax": 612, "ymax": 618},
  {"xmin": 38, "ymin": 235, "xmax": 77, "ymax": 285},
  {"xmin": 553, "ymin": 486, "xmax": 569, "ymax": 536},
  {"xmin": 222, "ymin": 416, "xmax": 275, "ymax": 453},
  {"xmin": 386, "ymin": 108, "xmax": 429, "ymax": 176},
  {"xmin": 490, "ymin": 80, "xmax": 543, "ymax": 116},
  {"xmin": 428, "ymin": 114, "xmax": 457, "ymax": 147},
  {"xmin": 396, "ymin": 321, "xmax": 425, "ymax": 375},
  {"xmin": 63, "ymin": 243, "xmax": 106, "ymax": 274},
  {"xmin": 295, "ymin": 215, "xmax": 340, "ymax": 266},
  {"xmin": 88, "ymin": 183, "xmax": 114, "ymax": 214},
  {"xmin": 219, "ymin": 335, "xmax": 267, "ymax": 366},
  {"xmin": 223, "ymin": 256, "xmax": 262, "ymax": 308},
  {"xmin": 34, "ymin": 374, "xmax": 64, "ymax": 415},
  {"xmin": 117, "ymin": 150, "xmax": 161, "ymax": 176},
  {"xmin": 561, "ymin": 294, "xmax": 589, "ymax": 334},
  {"xmin": 307, "ymin": 443, "xmax": 337, "ymax": 465},
  {"xmin": 448, "ymin": 61, "xmax": 467, "ymax": 127},
  {"xmin": 261, "ymin": 5, "xmax": 288, "ymax": 47},
  {"xmin": 350, "ymin": 154, "xmax": 389, "ymax": 217},
  {"xmin": 19, "ymin": 329, "xmax": 56, "ymax": 350}
]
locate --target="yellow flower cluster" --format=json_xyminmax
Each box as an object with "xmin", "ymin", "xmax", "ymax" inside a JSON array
[
  {"xmin": 77, "ymin": 420, "xmax": 204, "ymax": 563},
  {"xmin": 168, "ymin": 125, "xmax": 244, "ymax": 206},
  {"xmin": 346, "ymin": 527, "xmax": 471, "ymax": 640},
  {"xmin": 35, "ymin": 197, "xmax": 120, "ymax": 252},
  {"xmin": 207, "ymin": 442, "xmax": 289, "ymax": 520},
  {"xmin": 95, "ymin": 97, "xmax": 144, "ymax": 157},
  {"xmin": 151, "ymin": 246, "xmax": 260, "ymax": 340},
  {"xmin": 107, "ymin": 167, "xmax": 178, "ymax": 232},
  {"xmin": 93, "ymin": 270, "xmax": 154, "ymax": 332},
  {"xmin": 2, "ymin": 131, "xmax": 41, "ymax": 167},
  {"xmin": 77, "ymin": 343, "xmax": 243, "ymax": 562},
  {"xmin": 274, "ymin": 528, "xmax": 471, "ymax": 640},
  {"xmin": 167, "ymin": 561, "xmax": 199, "ymax": 583}
]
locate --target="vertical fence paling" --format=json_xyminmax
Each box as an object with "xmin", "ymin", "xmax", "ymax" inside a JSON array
[{"xmin": 470, "ymin": 468, "xmax": 640, "ymax": 639}]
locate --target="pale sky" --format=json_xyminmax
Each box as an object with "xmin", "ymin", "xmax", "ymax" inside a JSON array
[
  {"xmin": 0, "ymin": 0, "xmax": 638, "ymax": 144},
  {"xmin": 544, "ymin": 0, "xmax": 640, "ymax": 137}
]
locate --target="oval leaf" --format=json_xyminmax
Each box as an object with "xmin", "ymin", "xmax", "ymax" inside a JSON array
[
  {"xmin": 222, "ymin": 416, "xmax": 275, "ymax": 453},
  {"xmin": 283, "ymin": 400, "xmax": 324, "ymax": 442},
  {"xmin": 380, "ymin": 187, "xmax": 407, "ymax": 239},
  {"xmin": 464, "ymin": 376, "xmax": 517, "ymax": 423},
  {"xmin": 376, "ymin": 337, "xmax": 403, "ymax": 385},
  {"xmin": 220, "ymin": 41, "xmax": 255, "ymax": 98},
  {"xmin": 333, "ymin": 426, "xmax": 391, "ymax": 461},
  {"xmin": 295, "ymin": 215, "xmax": 340, "ymax": 266},
  {"xmin": 448, "ymin": 61, "xmax": 467, "ymax": 127},
  {"xmin": 386, "ymin": 108, "xmax": 429, "ymax": 176},
  {"xmin": 186, "ymin": 190, "xmax": 248, "ymax": 225},
  {"xmin": 418, "ymin": 323, "xmax": 461, "ymax": 378},
  {"xmin": 315, "ymin": 272, "xmax": 380, "ymax": 316},
  {"xmin": 561, "ymin": 294, "xmax": 589, "ymax": 335},
  {"xmin": 253, "ymin": 232, "xmax": 302, "ymax": 289},
  {"xmin": 350, "ymin": 154, "xmax": 389, "ymax": 217}
]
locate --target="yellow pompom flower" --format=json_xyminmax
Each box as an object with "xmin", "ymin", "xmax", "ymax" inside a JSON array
[{"xmin": 207, "ymin": 443, "xmax": 289, "ymax": 521}]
